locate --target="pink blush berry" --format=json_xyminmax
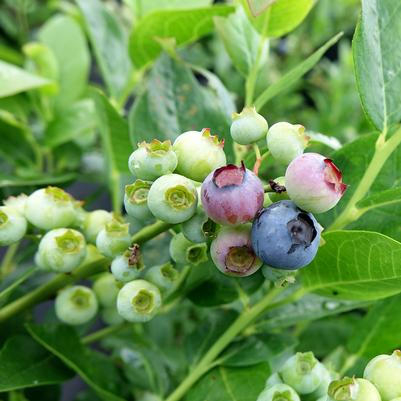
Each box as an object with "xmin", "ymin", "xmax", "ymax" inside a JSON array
[
  {"xmin": 201, "ymin": 163, "xmax": 264, "ymax": 225},
  {"xmin": 285, "ymin": 153, "xmax": 347, "ymax": 214}
]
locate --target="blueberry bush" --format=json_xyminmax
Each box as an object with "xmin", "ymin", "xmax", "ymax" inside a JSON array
[{"xmin": 0, "ymin": 0, "xmax": 401, "ymax": 400}]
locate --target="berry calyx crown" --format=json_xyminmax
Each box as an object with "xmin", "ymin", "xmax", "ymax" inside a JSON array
[
  {"xmin": 0, "ymin": 210, "xmax": 8, "ymax": 227},
  {"xmin": 186, "ymin": 242, "xmax": 208, "ymax": 266},
  {"xmin": 45, "ymin": 186, "xmax": 73, "ymax": 203},
  {"xmin": 328, "ymin": 377, "xmax": 359, "ymax": 400},
  {"xmin": 213, "ymin": 161, "xmax": 246, "ymax": 188},
  {"xmin": 132, "ymin": 289, "xmax": 155, "ymax": 314},
  {"xmin": 138, "ymin": 139, "xmax": 172, "ymax": 156},
  {"xmin": 295, "ymin": 351, "xmax": 317, "ymax": 374},
  {"xmin": 55, "ymin": 230, "xmax": 83, "ymax": 253},
  {"xmin": 165, "ymin": 185, "xmax": 196, "ymax": 210},
  {"xmin": 324, "ymin": 159, "xmax": 348, "ymax": 195},
  {"xmin": 125, "ymin": 180, "xmax": 152, "ymax": 205},
  {"xmin": 105, "ymin": 220, "xmax": 130, "ymax": 236},
  {"xmin": 160, "ymin": 262, "xmax": 179, "ymax": 282},
  {"xmin": 231, "ymin": 106, "xmax": 258, "ymax": 121},
  {"xmin": 201, "ymin": 128, "xmax": 224, "ymax": 148}
]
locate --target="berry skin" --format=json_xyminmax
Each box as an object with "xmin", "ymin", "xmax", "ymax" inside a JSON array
[
  {"xmin": 210, "ymin": 224, "xmax": 262, "ymax": 277},
  {"xmin": 37, "ymin": 228, "xmax": 87, "ymax": 273},
  {"xmin": 25, "ymin": 187, "xmax": 78, "ymax": 230},
  {"xmin": 173, "ymin": 128, "xmax": 226, "ymax": 182},
  {"xmin": 92, "ymin": 273, "xmax": 121, "ymax": 308},
  {"xmin": 201, "ymin": 162, "xmax": 264, "ymax": 225},
  {"xmin": 124, "ymin": 180, "xmax": 153, "ymax": 221},
  {"xmin": 363, "ymin": 351, "xmax": 401, "ymax": 401},
  {"xmin": 279, "ymin": 352, "xmax": 328, "ymax": 395},
  {"xmin": 257, "ymin": 383, "xmax": 300, "ymax": 401},
  {"xmin": 182, "ymin": 207, "xmax": 217, "ymax": 243},
  {"xmin": 111, "ymin": 246, "xmax": 144, "ymax": 282},
  {"xmin": 83, "ymin": 210, "xmax": 113, "ymax": 244},
  {"xmin": 3, "ymin": 194, "xmax": 28, "ymax": 215},
  {"xmin": 128, "ymin": 139, "xmax": 178, "ymax": 180},
  {"xmin": 101, "ymin": 306, "xmax": 124, "ymax": 325},
  {"xmin": 0, "ymin": 206, "xmax": 27, "ymax": 246},
  {"xmin": 169, "ymin": 232, "xmax": 208, "ymax": 266},
  {"xmin": 55, "ymin": 285, "xmax": 98, "ymax": 325},
  {"xmin": 266, "ymin": 122, "xmax": 309, "ymax": 165},
  {"xmin": 145, "ymin": 262, "xmax": 179, "ymax": 292},
  {"xmin": 328, "ymin": 377, "xmax": 381, "ymax": 401},
  {"xmin": 251, "ymin": 200, "xmax": 321, "ymax": 270},
  {"xmin": 147, "ymin": 174, "xmax": 198, "ymax": 224},
  {"xmin": 117, "ymin": 279, "xmax": 162, "ymax": 322},
  {"xmin": 285, "ymin": 153, "xmax": 347, "ymax": 214},
  {"xmin": 96, "ymin": 219, "xmax": 131, "ymax": 258},
  {"xmin": 230, "ymin": 107, "xmax": 268, "ymax": 145}
]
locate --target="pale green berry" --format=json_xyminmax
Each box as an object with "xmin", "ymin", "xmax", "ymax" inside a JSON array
[
  {"xmin": 111, "ymin": 246, "xmax": 144, "ymax": 282},
  {"xmin": 257, "ymin": 383, "xmax": 300, "ymax": 401},
  {"xmin": 101, "ymin": 305, "xmax": 125, "ymax": 325},
  {"xmin": 328, "ymin": 377, "xmax": 381, "ymax": 401},
  {"xmin": 364, "ymin": 351, "xmax": 401, "ymax": 401},
  {"xmin": 0, "ymin": 206, "xmax": 27, "ymax": 246},
  {"xmin": 280, "ymin": 352, "xmax": 327, "ymax": 395},
  {"xmin": 173, "ymin": 128, "xmax": 226, "ymax": 182},
  {"xmin": 117, "ymin": 279, "xmax": 162, "ymax": 322},
  {"xmin": 55, "ymin": 285, "xmax": 98, "ymax": 325},
  {"xmin": 145, "ymin": 262, "xmax": 179, "ymax": 292},
  {"xmin": 266, "ymin": 177, "xmax": 289, "ymax": 203},
  {"xmin": 124, "ymin": 180, "xmax": 153, "ymax": 221},
  {"xmin": 266, "ymin": 372, "xmax": 283, "ymax": 387},
  {"xmin": 182, "ymin": 207, "xmax": 217, "ymax": 243},
  {"xmin": 25, "ymin": 187, "xmax": 77, "ymax": 230},
  {"xmin": 37, "ymin": 228, "xmax": 86, "ymax": 273},
  {"xmin": 266, "ymin": 122, "xmax": 309, "ymax": 165},
  {"xmin": 92, "ymin": 273, "xmax": 121, "ymax": 308},
  {"xmin": 169, "ymin": 232, "xmax": 208, "ymax": 266},
  {"xmin": 230, "ymin": 106, "xmax": 268, "ymax": 145},
  {"xmin": 317, "ymin": 397, "xmax": 328, "ymax": 401},
  {"xmin": 3, "ymin": 194, "xmax": 28, "ymax": 215},
  {"xmin": 96, "ymin": 219, "xmax": 131, "ymax": 258},
  {"xmin": 307, "ymin": 365, "xmax": 333, "ymax": 399},
  {"xmin": 147, "ymin": 174, "xmax": 198, "ymax": 224},
  {"xmin": 83, "ymin": 209, "xmax": 114, "ymax": 243},
  {"xmin": 128, "ymin": 139, "xmax": 177, "ymax": 180}
]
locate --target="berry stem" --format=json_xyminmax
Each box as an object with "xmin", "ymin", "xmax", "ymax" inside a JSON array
[
  {"xmin": 164, "ymin": 287, "xmax": 306, "ymax": 401},
  {"xmin": 252, "ymin": 144, "xmax": 262, "ymax": 175},
  {"xmin": 329, "ymin": 127, "xmax": 401, "ymax": 230},
  {"xmin": 82, "ymin": 322, "xmax": 127, "ymax": 345},
  {"xmin": 0, "ymin": 242, "xmax": 19, "ymax": 280}
]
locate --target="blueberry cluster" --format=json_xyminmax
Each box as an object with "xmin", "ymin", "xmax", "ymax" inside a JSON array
[{"xmin": 258, "ymin": 350, "xmax": 401, "ymax": 401}]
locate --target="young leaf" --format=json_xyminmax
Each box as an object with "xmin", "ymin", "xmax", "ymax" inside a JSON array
[
  {"xmin": 254, "ymin": 32, "xmax": 343, "ymax": 110},
  {"xmin": 0, "ymin": 60, "xmax": 51, "ymax": 98},
  {"xmin": 26, "ymin": 324, "xmax": 126, "ymax": 401},
  {"xmin": 129, "ymin": 5, "xmax": 235, "ymax": 68},
  {"xmin": 76, "ymin": 0, "xmax": 133, "ymax": 100},
  {"xmin": 300, "ymin": 230, "xmax": 401, "ymax": 301},
  {"xmin": 0, "ymin": 336, "xmax": 72, "ymax": 392},
  {"xmin": 353, "ymin": 0, "xmax": 401, "ymax": 131}
]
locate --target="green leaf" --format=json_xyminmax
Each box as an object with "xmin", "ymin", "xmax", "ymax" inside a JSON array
[
  {"xmin": 357, "ymin": 186, "xmax": 401, "ymax": 210},
  {"xmin": 129, "ymin": 54, "xmax": 235, "ymax": 162},
  {"xmin": 0, "ymin": 336, "xmax": 72, "ymax": 392},
  {"xmin": 353, "ymin": 0, "xmax": 401, "ymax": 131},
  {"xmin": 246, "ymin": 0, "xmax": 276, "ymax": 16},
  {"xmin": 76, "ymin": 0, "xmax": 132, "ymax": 100},
  {"xmin": 254, "ymin": 32, "xmax": 343, "ymax": 110},
  {"xmin": 131, "ymin": 0, "xmax": 212, "ymax": 18},
  {"xmin": 0, "ymin": 60, "xmax": 51, "ymax": 98},
  {"xmin": 129, "ymin": 5, "xmax": 235, "ymax": 68},
  {"xmin": 347, "ymin": 293, "xmax": 401, "ymax": 360},
  {"xmin": 185, "ymin": 363, "xmax": 269, "ymax": 401},
  {"xmin": 26, "ymin": 324, "xmax": 126, "ymax": 401},
  {"xmin": 38, "ymin": 15, "xmax": 90, "ymax": 111},
  {"xmin": 0, "ymin": 173, "xmax": 77, "ymax": 188},
  {"xmin": 300, "ymin": 230, "xmax": 401, "ymax": 301},
  {"xmin": 44, "ymin": 99, "xmax": 97, "ymax": 148},
  {"xmin": 214, "ymin": 7, "xmax": 261, "ymax": 77}
]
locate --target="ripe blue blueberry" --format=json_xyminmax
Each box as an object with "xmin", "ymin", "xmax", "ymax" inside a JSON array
[
  {"xmin": 251, "ymin": 200, "xmax": 321, "ymax": 270},
  {"xmin": 230, "ymin": 107, "xmax": 268, "ymax": 145},
  {"xmin": 0, "ymin": 206, "xmax": 27, "ymax": 246}
]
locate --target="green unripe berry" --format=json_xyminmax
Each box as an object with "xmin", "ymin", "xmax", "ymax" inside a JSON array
[
  {"xmin": 230, "ymin": 107, "xmax": 268, "ymax": 145},
  {"xmin": 111, "ymin": 246, "xmax": 144, "ymax": 282},
  {"xmin": 92, "ymin": 273, "xmax": 121, "ymax": 308},
  {"xmin": 117, "ymin": 279, "xmax": 162, "ymax": 322},
  {"xmin": 147, "ymin": 174, "xmax": 198, "ymax": 224},
  {"xmin": 3, "ymin": 194, "xmax": 28, "ymax": 215},
  {"xmin": 328, "ymin": 377, "xmax": 381, "ymax": 401},
  {"xmin": 128, "ymin": 139, "xmax": 177, "ymax": 180},
  {"xmin": 308, "ymin": 365, "xmax": 333, "ymax": 399},
  {"xmin": 266, "ymin": 372, "xmax": 283, "ymax": 387},
  {"xmin": 83, "ymin": 210, "xmax": 113, "ymax": 243},
  {"xmin": 280, "ymin": 352, "xmax": 327, "ymax": 395},
  {"xmin": 124, "ymin": 180, "xmax": 153, "ymax": 221},
  {"xmin": 55, "ymin": 285, "xmax": 98, "ymax": 325},
  {"xmin": 257, "ymin": 383, "xmax": 300, "ymax": 401},
  {"xmin": 266, "ymin": 122, "xmax": 309, "ymax": 165},
  {"xmin": 181, "ymin": 207, "xmax": 217, "ymax": 243},
  {"xmin": 37, "ymin": 228, "xmax": 87, "ymax": 272},
  {"xmin": 145, "ymin": 262, "xmax": 179, "ymax": 292},
  {"xmin": 101, "ymin": 305, "xmax": 125, "ymax": 325},
  {"xmin": 169, "ymin": 232, "xmax": 208, "ymax": 266},
  {"xmin": 0, "ymin": 206, "xmax": 27, "ymax": 246},
  {"xmin": 364, "ymin": 350, "xmax": 401, "ymax": 401},
  {"xmin": 96, "ymin": 219, "xmax": 131, "ymax": 258},
  {"xmin": 25, "ymin": 187, "xmax": 77, "ymax": 230},
  {"xmin": 173, "ymin": 128, "xmax": 226, "ymax": 182},
  {"xmin": 316, "ymin": 397, "xmax": 328, "ymax": 401}
]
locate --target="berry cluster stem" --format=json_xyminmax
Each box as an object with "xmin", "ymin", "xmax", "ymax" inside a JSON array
[
  {"xmin": 329, "ymin": 127, "xmax": 401, "ymax": 230},
  {"xmin": 164, "ymin": 287, "xmax": 306, "ymax": 401}
]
